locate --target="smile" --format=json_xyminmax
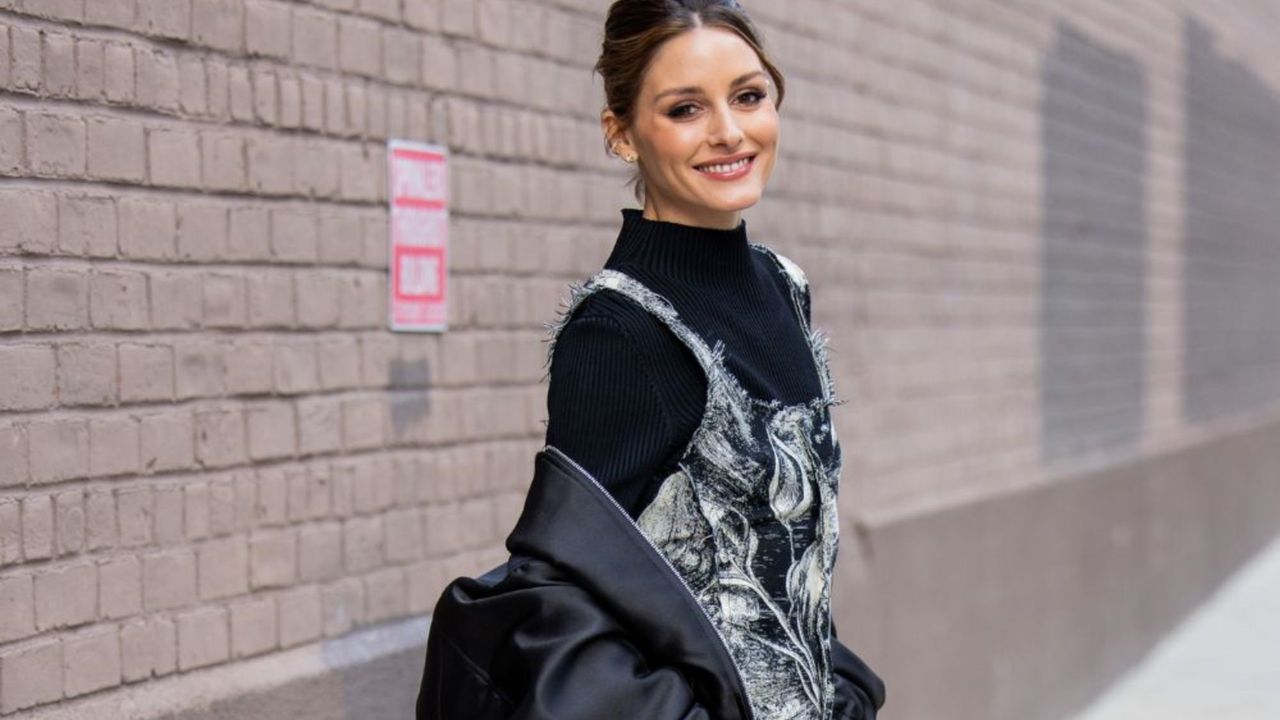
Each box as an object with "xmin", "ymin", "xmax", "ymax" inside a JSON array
[{"xmin": 694, "ymin": 155, "xmax": 756, "ymax": 180}]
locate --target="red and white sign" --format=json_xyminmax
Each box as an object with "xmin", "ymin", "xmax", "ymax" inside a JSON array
[{"xmin": 388, "ymin": 140, "xmax": 449, "ymax": 332}]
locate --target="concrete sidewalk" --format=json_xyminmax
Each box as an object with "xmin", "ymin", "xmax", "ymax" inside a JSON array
[{"xmin": 1073, "ymin": 533, "xmax": 1280, "ymax": 720}]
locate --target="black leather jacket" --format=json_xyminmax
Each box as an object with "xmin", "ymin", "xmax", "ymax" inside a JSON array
[{"xmin": 416, "ymin": 446, "xmax": 886, "ymax": 719}]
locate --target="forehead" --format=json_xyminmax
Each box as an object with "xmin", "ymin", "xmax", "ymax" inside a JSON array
[{"xmin": 642, "ymin": 26, "xmax": 764, "ymax": 96}]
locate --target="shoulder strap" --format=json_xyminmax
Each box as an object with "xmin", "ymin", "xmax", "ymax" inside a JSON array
[
  {"xmin": 542, "ymin": 269, "xmax": 724, "ymax": 378},
  {"xmin": 749, "ymin": 244, "xmax": 843, "ymax": 408},
  {"xmin": 749, "ymin": 243, "xmax": 811, "ymax": 329}
]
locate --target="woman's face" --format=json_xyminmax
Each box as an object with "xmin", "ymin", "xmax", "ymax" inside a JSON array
[{"xmin": 608, "ymin": 26, "xmax": 780, "ymax": 229}]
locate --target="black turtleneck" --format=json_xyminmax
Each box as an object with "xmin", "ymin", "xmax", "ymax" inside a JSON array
[{"xmin": 543, "ymin": 208, "xmax": 823, "ymax": 518}]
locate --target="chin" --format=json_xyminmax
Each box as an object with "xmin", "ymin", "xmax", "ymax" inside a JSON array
[{"xmin": 706, "ymin": 189, "xmax": 762, "ymax": 212}]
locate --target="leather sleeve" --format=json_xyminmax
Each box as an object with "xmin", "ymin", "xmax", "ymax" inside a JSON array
[
  {"xmin": 500, "ymin": 560, "xmax": 712, "ymax": 720},
  {"xmin": 420, "ymin": 560, "xmax": 713, "ymax": 720},
  {"xmin": 508, "ymin": 628, "xmax": 712, "ymax": 720},
  {"xmin": 830, "ymin": 624, "xmax": 887, "ymax": 720}
]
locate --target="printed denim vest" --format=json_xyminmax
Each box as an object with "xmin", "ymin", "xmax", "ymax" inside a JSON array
[{"xmin": 545, "ymin": 245, "xmax": 845, "ymax": 720}]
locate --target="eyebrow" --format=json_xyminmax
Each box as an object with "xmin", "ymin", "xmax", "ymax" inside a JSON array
[{"xmin": 652, "ymin": 70, "xmax": 767, "ymax": 103}]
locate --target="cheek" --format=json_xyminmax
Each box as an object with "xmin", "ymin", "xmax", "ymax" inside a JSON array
[
  {"xmin": 646, "ymin": 126, "xmax": 702, "ymax": 166},
  {"xmin": 655, "ymin": 131, "xmax": 706, "ymax": 166},
  {"xmin": 746, "ymin": 111, "xmax": 780, "ymax": 150}
]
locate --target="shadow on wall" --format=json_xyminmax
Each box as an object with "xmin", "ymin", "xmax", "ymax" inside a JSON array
[
  {"xmin": 1039, "ymin": 22, "xmax": 1148, "ymax": 464},
  {"xmin": 838, "ymin": 15, "xmax": 1280, "ymax": 720},
  {"xmin": 389, "ymin": 355, "xmax": 433, "ymax": 441},
  {"xmin": 1182, "ymin": 18, "xmax": 1280, "ymax": 425}
]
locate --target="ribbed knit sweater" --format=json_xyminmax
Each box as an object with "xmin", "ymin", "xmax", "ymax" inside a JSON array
[{"xmin": 543, "ymin": 208, "xmax": 823, "ymax": 519}]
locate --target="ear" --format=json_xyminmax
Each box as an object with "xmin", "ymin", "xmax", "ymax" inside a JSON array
[{"xmin": 600, "ymin": 108, "xmax": 632, "ymax": 157}]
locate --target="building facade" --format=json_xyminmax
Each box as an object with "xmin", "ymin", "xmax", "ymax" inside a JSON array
[{"xmin": 1, "ymin": 0, "xmax": 1279, "ymax": 717}]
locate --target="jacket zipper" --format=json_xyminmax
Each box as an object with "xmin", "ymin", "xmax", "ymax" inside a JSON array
[{"xmin": 541, "ymin": 443, "xmax": 755, "ymax": 720}]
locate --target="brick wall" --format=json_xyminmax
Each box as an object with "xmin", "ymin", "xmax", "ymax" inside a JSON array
[
  {"xmin": 0, "ymin": 0, "xmax": 596, "ymax": 714},
  {"xmin": 3, "ymin": 0, "xmax": 1280, "ymax": 718}
]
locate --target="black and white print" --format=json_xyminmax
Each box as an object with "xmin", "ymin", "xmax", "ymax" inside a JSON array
[{"xmin": 545, "ymin": 250, "xmax": 844, "ymax": 720}]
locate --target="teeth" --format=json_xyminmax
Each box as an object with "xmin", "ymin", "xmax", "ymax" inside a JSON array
[{"xmin": 698, "ymin": 157, "xmax": 751, "ymax": 174}]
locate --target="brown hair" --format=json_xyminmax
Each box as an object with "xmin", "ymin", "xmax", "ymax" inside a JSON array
[{"xmin": 594, "ymin": 0, "xmax": 786, "ymax": 203}]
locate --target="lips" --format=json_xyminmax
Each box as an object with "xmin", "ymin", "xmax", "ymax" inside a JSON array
[{"xmin": 694, "ymin": 153, "xmax": 756, "ymax": 173}]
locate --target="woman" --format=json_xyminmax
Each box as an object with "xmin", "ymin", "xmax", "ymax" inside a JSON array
[{"xmin": 417, "ymin": 2, "xmax": 885, "ymax": 718}]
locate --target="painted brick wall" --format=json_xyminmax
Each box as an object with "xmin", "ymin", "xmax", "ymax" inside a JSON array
[
  {"xmin": 2, "ymin": 0, "xmax": 1280, "ymax": 717},
  {"xmin": 0, "ymin": 0, "xmax": 597, "ymax": 713},
  {"xmin": 740, "ymin": 0, "xmax": 1280, "ymax": 527}
]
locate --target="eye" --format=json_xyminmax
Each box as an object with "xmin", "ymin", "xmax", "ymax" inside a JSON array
[
  {"xmin": 737, "ymin": 89, "xmax": 767, "ymax": 105},
  {"xmin": 667, "ymin": 103, "xmax": 699, "ymax": 119}
]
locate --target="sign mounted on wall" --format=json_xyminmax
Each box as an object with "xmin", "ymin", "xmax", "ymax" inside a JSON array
[{"xmin": 388, "ymin": 140, "xmax": 449, "ymax": 332}]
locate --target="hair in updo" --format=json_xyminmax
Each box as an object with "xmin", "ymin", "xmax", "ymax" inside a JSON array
[{"xmin": 594, "ymin": 0, "xmax": 786, "ymax": 203}]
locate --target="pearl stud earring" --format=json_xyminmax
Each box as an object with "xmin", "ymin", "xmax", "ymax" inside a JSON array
[{"xmin": 612, "ymin": 143, "xmax": 637, "ymax": 163}]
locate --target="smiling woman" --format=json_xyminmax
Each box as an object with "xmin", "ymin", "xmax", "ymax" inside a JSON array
[
  {"xmin": 417, "ymin": 3, "xmax": 885, "ymax": 719},
  {"xmin": 598, "ymin": 5, "xmax": 784, "ymax": 229}
]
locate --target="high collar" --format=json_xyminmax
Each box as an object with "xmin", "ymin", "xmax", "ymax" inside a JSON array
[
  {"xmin": 604, "ymin": 208, "xmax": 755, "ymax": 286},
  {"xmin": 505, "ymin": 446, "xmax": 753, "ymax": 720}
]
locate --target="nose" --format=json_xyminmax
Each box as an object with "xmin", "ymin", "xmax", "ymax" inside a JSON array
[{"xmin": 707, "ymin": 102, "xmax": 744, "ymax": 148}]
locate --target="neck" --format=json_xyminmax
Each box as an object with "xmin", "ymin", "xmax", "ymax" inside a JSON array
[
  {"xmin": 642, "ymin": 199, "xmax": 743, "ymax": 231},
  {"xmin": 604, "ymin": 208, "xmax": 755, "ymax": 287}
]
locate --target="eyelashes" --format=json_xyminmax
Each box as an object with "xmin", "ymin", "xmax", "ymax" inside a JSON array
[{"xmin": 666, "ymin": 89, "xmax": 769, "ymax": 120}]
